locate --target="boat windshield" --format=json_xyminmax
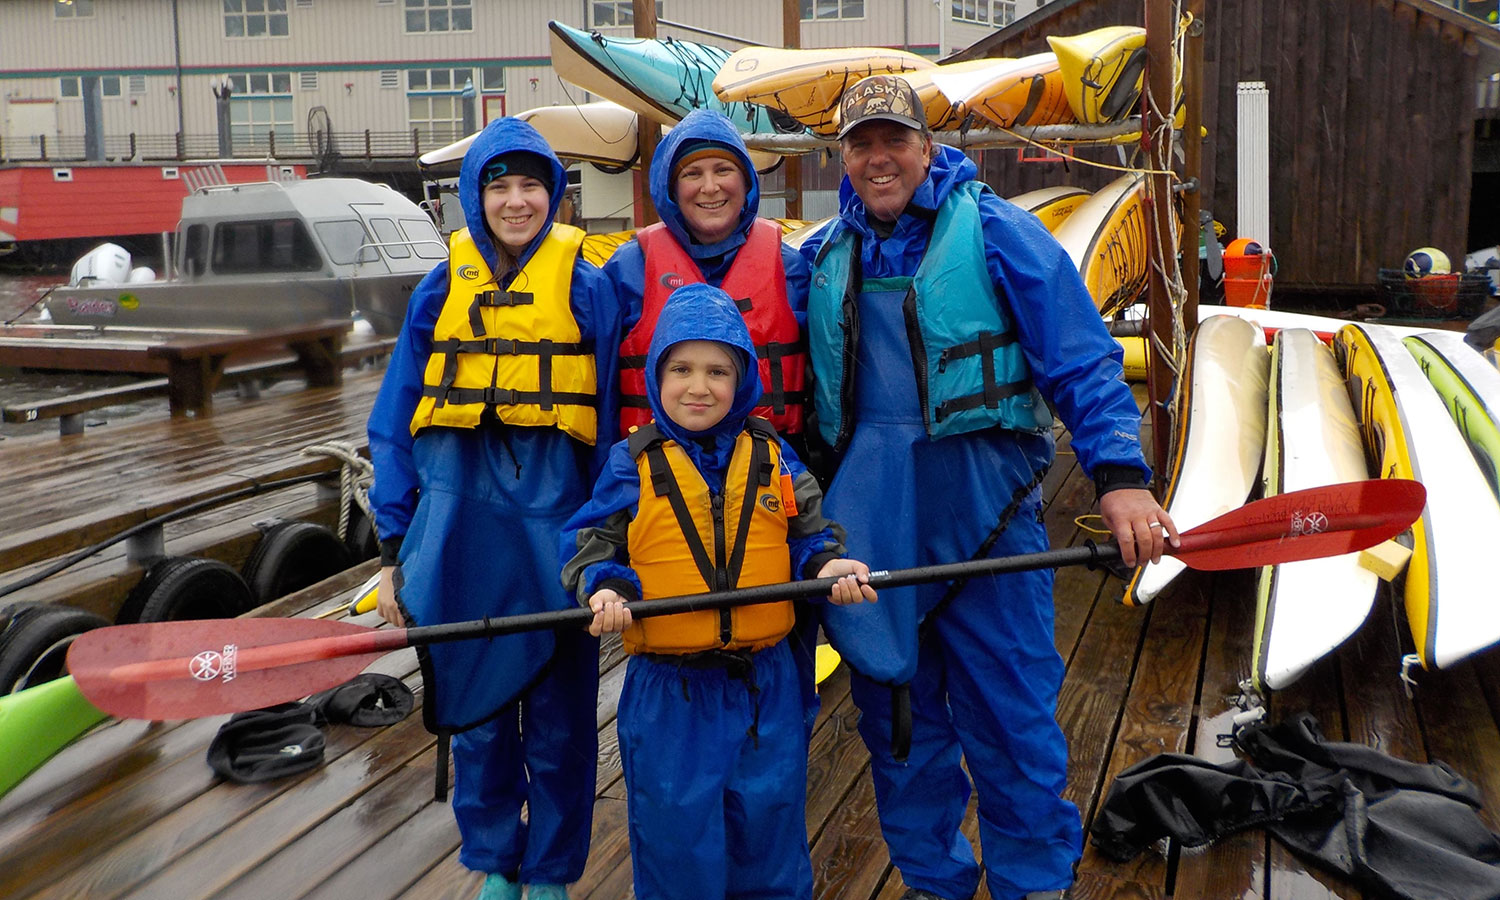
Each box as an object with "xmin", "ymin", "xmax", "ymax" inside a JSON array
[
  {"xmin": 211, "ymin": 218, "xmax": 324, "ymax": 274},
  {"xmin": 315, "ymin": 219, "xmax": 373, "ymax": 265}
]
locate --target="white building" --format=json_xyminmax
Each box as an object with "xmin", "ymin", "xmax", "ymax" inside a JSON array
[{"xmin": 0, "ymin": 0, "xmax": 1044, "ymax": 161}]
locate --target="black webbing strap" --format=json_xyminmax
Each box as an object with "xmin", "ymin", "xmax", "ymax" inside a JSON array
[
  {"xmin": 734, "ymin": 297, "xmax": 753, "ymax": 313},
  {"xmin": 466, "ymin": 289, "xmax": 534, "ymax": 337},
  {"xmin": 422, "ymin": 386, "xmax": 595, "ymax": 407},
  {"xmin": 641, "ymin": 440, "xmax": 718, "ymax": 589},
  {"xmin": 434, "ymin": 730, "xmax": 451, "ymax": 801},
  {"xmin": 933, "ymin": 380, "xmax": 1034, "ymax": 422},
  {"xmin": 724, "ymin": 428, "xmax": 774, "ymax": 586},
  {"xmin": 431, "ymin": 337, "xmax": 592, "ymax": 357},
  {"xmin": 620, "ymin": 395, "xmax": 651, "ymax": 408},
  {"xmin": 937, "ymin": 330, "xmax": 1017, "ymax": 372},
  {"xmin": 754, "ymin": 337, "xmax": 808, "ymax": 415},
  {"xmin": 891, "ymin": 684, "xmax": 912, "ymax": 763},
  {"xmin": 421, "ymin": 337, "xmax": 594, "ymax": 410},
  {"xmin": 932, "ymin": 329, "xmax": 1032, "ymax": 423},
  {"xmin": 620, "ymin": 353, "xmax": 648, "ymax": 371}
]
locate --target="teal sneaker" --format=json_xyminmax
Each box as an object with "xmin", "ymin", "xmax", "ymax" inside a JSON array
[
  {"xmin": 525, "ymin": 885, "xmax": 570, "ymax": 900},
  {"xmin": 477, "ymin": 873, "xmax": 521, "ymax": 900}
]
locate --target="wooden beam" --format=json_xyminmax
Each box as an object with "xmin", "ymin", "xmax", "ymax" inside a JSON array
[
  {"xmin": 634, "ymin": 0, "xmax": 660, "ymax": 226},
  {"xmin": 782, "ymin": 0, "xmax": 803, "ymax": 220},
  {"xmin": 1182, "ymin": 0, "xmax": 1204, "ymax": 324},
  {"xmin": 1143, "ymin": 0, "xmax": 1176, "ymax": 484}
]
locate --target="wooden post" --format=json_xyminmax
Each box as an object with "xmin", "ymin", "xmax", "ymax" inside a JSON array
[
  {"xmin": 782, "ymin": 0, "xmax": 803, "ymax": 220},
  {"xmin": 634, "ymin": 0, "xmax": 660, "ymax": 226},
  {"xmin": 1143, "ymin": 0, "xmax": 1176, "ymax": 484},
  {"xmin": 1182, "ymin": 0, "xmax": 1204, "ymax": 324}
]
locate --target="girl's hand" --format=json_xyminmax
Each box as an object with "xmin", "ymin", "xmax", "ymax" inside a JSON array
[
  {"xmin": 588, "ymin": 588, "xmax": 632, "ymax": 635},
  {"xmin": 376, "ymin": 566, "xmax": 403, "ymax": 626},
  {"xmin": 818, "ymin": 558, "xmax": 877, "ymax": 605}
]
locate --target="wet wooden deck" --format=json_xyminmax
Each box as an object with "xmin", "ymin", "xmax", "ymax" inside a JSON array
[{"xmin": 4, "ymin": 382, "xmax": 1500, "ymax": 900}]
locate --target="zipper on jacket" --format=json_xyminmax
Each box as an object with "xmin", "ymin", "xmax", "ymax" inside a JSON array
[
  {"xmin": 834, "ymin": 233, "xmax": 863, "ymax": 453},
  {"xmin": 901, "ymin": 285, "xmax": 932, "ymax": 434},
  {"xmin": 712, "ymin": 491, "xmax": 732, "ymax": 644}
]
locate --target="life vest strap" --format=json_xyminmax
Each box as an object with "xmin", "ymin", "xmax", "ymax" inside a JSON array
[
  {"xmin": 434, "ymin": 337, "xmax": 593, "ymax": 357},
  {"xmin": 756, "ymin": 338, "xmax": 809, "ymax": 414},
  {"xmin": 422, "ymin": 385, "xmax": 596, "ymax": 410},
  {"xmin": 933, "ymin": 378, "xmax": 1033, "ymax": 422},
  {"xmin": 620, "ymin": 353, "xmax": 649, "ymax": 370},
  {"xmin": 734, "ymin": 297, "xmax": 753, "ymax": 312},
  {"xmin": 641, "ymin": 441, "xmax": 718, "ymax": 588},
  {"xmin": 468, "ymin": 289, "xmax": 535, "ymax": 337},
  {"xmin": 936, "ymin": 329, "xmax": 1018, "ymax": 372}
]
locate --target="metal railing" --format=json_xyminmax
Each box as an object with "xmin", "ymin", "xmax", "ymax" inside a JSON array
[{"xmin": 0, "ymin": 128, "xmax": 472, "ymax": 164}]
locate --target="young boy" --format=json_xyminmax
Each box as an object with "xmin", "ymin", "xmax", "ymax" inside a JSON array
[
  {"xmin": 560, "ymin": 282, "xmax": 875, "ymax": 900},
  {"xmin": 367, "ymin": 117, "xmax": 621, "ymax": 900}
]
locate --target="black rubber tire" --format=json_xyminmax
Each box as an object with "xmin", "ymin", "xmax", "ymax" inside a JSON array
[
  {"xmin": 241, "ymin": 521, "xmax": 352, "ymax": 604},
  {"xmin": 344, "ymin": 505, "xmax": 380, "ymax": 562},
  {"xmin": 116, "ymin": 556, "xmax": 256, "ymax": 624},
  {"xmin": 0, "ymin": 603, "xmax": 110, "ymax": 694}
]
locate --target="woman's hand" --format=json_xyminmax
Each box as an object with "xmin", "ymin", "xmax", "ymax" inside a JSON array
[
  {"xmin": 588, "ymin": 588, "xmax": 632, "ymax": 636},
  {"xmin": 817, "ymin": 558, "xmax": 878, "ymax": 605}
]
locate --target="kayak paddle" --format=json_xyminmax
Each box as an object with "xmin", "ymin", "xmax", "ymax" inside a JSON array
[{"xmin": 68, "ymin": 478, "xmax": 1425, "ymax": 721}]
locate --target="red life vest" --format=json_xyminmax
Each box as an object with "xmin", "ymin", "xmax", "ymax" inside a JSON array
[{"xmin": 618, "ymin": 219, "xmax": 808, "ymax": 435}]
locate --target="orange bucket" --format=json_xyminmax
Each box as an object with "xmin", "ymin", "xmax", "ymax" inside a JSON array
[{"xmin": 1223, "ymin": 238, "xmax": 1274, "ymax": 308}]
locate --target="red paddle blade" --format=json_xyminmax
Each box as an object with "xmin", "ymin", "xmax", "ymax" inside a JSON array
[
  {"xmin": 67, "ymin": 618, "xmax": 406, "ymax": 721},
  {"xmin": 1169, "ymin": 478, "xmax": 1425, "ymax": 571}
]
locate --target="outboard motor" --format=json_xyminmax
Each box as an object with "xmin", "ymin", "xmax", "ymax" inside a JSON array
[{"xmin": 69, "ymin": 243, "xmax": 132, "ymax": 286}]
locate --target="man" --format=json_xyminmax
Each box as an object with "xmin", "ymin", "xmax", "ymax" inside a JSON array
[{"xmin": 798, "ymin": 74, "xmax": 1177, "ymax": 900}]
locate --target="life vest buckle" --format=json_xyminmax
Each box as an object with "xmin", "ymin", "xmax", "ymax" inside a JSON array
[{"xmin": 482, "ymin": 387, "xmax": 521, "ymax": 406}]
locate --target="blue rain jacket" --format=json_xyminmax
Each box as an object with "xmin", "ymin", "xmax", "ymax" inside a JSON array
[
  {"xmin": 366, "ymin": 117, "xmax": 622, "ymax": 731},
  {"xmin": 798, "ymin": 143, "xmax": 1151, "ymax": 686},
  {"xmin": 601, "ymin": 109, "xmax": 810, "ymax": 339},
  {"xmin": 560, "ymin": 282, "xmax": 838, "ymax": 600}
]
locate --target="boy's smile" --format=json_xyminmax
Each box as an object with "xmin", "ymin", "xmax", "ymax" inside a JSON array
[{"xmin": 659, "ymin": 340, "xmax": 739, "ymax": 432}]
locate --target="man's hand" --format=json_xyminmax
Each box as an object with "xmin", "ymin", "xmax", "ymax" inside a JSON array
[{"xmin": 1099, "ymin": 488, "xmax": 1179, "ymax": 567}]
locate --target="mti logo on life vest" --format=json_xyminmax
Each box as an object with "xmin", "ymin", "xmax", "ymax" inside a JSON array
[
  {"xmin": 457, "ymin": 264, "xmax": 480, "ymax": 281},
  {"xmin": 659, "ymin": 273, "xmax": 687, "ymax": 289},
  {"xmin": 759, "ymin": 493, "xmax": 781, "ymax": 513}
]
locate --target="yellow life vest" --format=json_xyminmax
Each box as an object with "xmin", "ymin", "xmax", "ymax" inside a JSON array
[
  {"xmin": 409, "ymin": 224, "xmax": 597, "ymax": 443},
  {"xmin": 623, "ymin": 420, "xmax": 794, "ymax": 655}
]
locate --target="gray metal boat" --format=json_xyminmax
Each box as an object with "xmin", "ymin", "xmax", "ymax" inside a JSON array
[{"xmin": 44, "ymin": 177, "xmax": 445, "ymax": 336}]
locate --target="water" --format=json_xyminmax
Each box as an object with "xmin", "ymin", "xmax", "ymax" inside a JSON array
[{"xmin": 0, "ymin": 271, "xmax": 170, "ymax": 439}]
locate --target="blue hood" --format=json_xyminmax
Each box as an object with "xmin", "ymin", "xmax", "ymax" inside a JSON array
[
  {"xmin": 644, "ymin": 283, "xmax": 762, "ymax": 468},
  {"xmin": 458, "ymin": 117, "xmax": 569, "ymax": 277},
  {"xmin": 650, "ymin": 109, "xmax": 760, "ymax": 260},
  {"xmin": 836, "ymin": 142, "xmax": 976, "ymax": 237}
]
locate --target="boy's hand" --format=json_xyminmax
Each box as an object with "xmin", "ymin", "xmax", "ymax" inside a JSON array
[
  {"xmin": 818, "ymin": 558, "xmax": 877, "ymax": 605},
  {"xmin": 588, "ymin": 588, "xmax": 632, "ymax": 636}
]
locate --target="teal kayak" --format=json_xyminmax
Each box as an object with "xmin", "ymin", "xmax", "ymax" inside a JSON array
[
  {"xmin": 0, "ymin": 676, "xmax": 109, "ymax": 799},
  {"xmin": 548, "ymin": 21, "xmax": 796, "ymax": 135}
]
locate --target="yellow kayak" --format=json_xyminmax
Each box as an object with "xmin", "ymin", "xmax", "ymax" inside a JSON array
[
  {"xmin": 712, "ymin": 45, "xmax": 934, "ymax": 136},
  {"xmin": 1048, "ymin": 26, "xmax": 1149, "ymax": 124},
  {"xmin": 931, "ymin": 53, "xmax": 1075, "ymax": 130},
  {"xmin": 1006, "ymin": 185, "xmax": 1092, "ymax": 234}
]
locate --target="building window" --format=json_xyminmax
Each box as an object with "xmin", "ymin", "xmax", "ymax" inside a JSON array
[
  {"xmin": 480, "ymin": 67, "xmax": 506, "ymax": 93},
  {"xmin": 224, "ymin": 0, "xmax": 289, "ymax": 38},
  {"xmin": 407, "ymin": 68, "xmax": 470, "ymax": 145},
  {"xmin": 404, "ymin": 0, "xmax": 472, "ymax": 33},
  {"xmin": 59, "ymin": 75, "xmax": 122, "ymax": 98},
  {"xmin": 227, "ymin": 73, "xmax": 294, "ymax": 146},
  {"xmin": 951, "ymin": 0, "xmax": 1014, "ymax": 26},
  {"xmin": 800, "ymin": 0, "xmax": 862, "ymax": 20},
  {"xmin": 590, "ymin": 0, "xmax": 663, "ymax": 27},
  {"xmin": 54, "ymin": 0, "xmax": 94, "ymax": 18}
]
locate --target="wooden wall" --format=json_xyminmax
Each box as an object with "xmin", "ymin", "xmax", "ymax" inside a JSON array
[{"xmin": 950, "ymin": 0, "xmax": 1496, "ymax": 292}]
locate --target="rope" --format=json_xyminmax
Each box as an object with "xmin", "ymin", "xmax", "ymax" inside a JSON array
[{"xmin": 301, "ymin": 441, "xmax": 373, "ymax": 540}]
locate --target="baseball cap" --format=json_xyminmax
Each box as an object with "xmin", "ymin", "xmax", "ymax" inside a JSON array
[{"xmin": 835, "ymin": 74, "xmax": 928, "ymax": 140}]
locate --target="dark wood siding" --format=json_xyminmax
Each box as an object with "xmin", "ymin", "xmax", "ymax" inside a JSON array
[{"xmin": 951, "ymin": 0, "xmax": 1493, "ymax": 292}]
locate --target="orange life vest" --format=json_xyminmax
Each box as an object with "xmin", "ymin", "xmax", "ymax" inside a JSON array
[{"xmin": 622, "ymin": 419, "xmax": 795, "ymax": 655}]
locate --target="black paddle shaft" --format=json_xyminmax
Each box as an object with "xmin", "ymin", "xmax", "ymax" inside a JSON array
[{"xmin": 402, "ymin": 542, "xmax": 1119, "ymax": 649}]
